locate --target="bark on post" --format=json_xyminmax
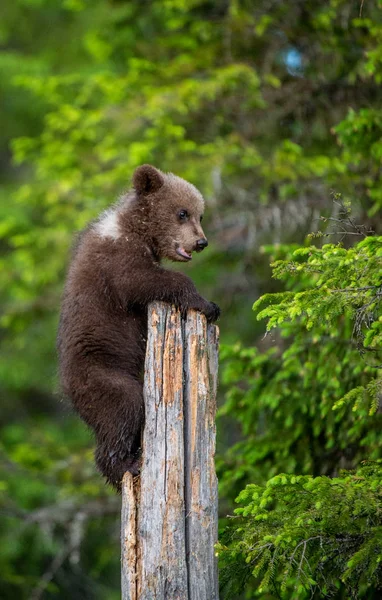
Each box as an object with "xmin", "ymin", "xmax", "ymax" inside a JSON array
[{"xmin": 121, "ymin": 302, "xmax": 219, "ymax": 600}]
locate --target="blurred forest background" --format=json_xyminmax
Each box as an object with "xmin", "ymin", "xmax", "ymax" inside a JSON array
[{"xmin": 0, "ymin": 0, "xmax": 381, "ymax": 598}]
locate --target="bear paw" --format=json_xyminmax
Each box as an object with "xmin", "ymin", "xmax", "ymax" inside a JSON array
[{"xmin": 204, "ymin": 301, "xmax": 220, "ymax": 323}]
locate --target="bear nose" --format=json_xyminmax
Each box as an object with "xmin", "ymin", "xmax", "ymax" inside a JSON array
[{"xmin": 196, "ymin": 238, "xmax": 208, "ymax": 250}]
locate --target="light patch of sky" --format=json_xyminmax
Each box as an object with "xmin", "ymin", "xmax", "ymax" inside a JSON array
[{"xmin": 283, "ymin": 47, "xmax": 304, "ymax": 77}]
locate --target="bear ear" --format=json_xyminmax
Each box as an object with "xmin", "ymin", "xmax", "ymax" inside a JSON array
[{"xmin": 133, "ymin": 165, "xmax": 165, "ymax": 196}]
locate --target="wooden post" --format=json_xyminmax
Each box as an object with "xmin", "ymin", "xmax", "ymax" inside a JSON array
[{"xmin": 121, "ymin": 302, "xmax": 219, "ymax": 600}]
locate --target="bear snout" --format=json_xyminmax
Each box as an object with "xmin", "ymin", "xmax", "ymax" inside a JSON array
[{"xmin": 195, "ymin": 238, "xmax": 208, "ymax": 252}]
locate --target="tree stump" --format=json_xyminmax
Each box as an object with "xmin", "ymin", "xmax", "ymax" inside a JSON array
[{"xmin": 121, "ymin": 302, "xmax": 219, "ymax": 600}]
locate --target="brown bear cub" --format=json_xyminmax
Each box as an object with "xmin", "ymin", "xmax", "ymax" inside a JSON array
[{"xmin": 57, "ymin": 165, "xmax": 220, "ymax": 491}]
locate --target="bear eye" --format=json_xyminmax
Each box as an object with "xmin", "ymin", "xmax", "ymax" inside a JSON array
[{"xmin": 178, "ymin": 209, "xmax": 189, "ymax": 222}]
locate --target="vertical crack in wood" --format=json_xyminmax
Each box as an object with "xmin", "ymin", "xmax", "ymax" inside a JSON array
[
  {"xmin": 163, "ymin": 402, "xmax": 168, "ymax": 502},
  {"xmin": 121, "ymin": 472, "xmax": 137, "ymax": 600},
  {"xmin": 183, "ymin": 313, "xmax": 192, "ymax": 600}
]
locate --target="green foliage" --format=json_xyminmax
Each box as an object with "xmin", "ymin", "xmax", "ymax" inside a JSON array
[
  {"xmin": 219, "ymin": 217, "xmax": 381, "ymax": 494},
  {"xmin": 2, "ymin": 0, "xmax": 382, "ymax": 401},
  {"xmin": 218, "ymin": 215, "xmax": 382, "ymax": 597},
  {"xmin": 1, "ymin": 0, "xmax": 382, "ymax": 597},
  {"xmin": 254, "ymin": 234, "xmax": 382, "ymax": 412},
  {"xmin": 257, "ymin": 235, "xmax": 380, "ymax": 344},
  {"xmin": 219, "ymin": 328, "xmax": 381, "ymax": 500},
  {"xmin": 218, "ymin": 462, "xmax": 382, "ymax": 599},
  {"xmin": 0, "ymin": 419, "xmax": 120, "ymax": 600}
]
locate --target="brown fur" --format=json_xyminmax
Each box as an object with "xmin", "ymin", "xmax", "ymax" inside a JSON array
[{"xmin": 57, "ymin": 165, "xmax": 220, "ymax": 491}]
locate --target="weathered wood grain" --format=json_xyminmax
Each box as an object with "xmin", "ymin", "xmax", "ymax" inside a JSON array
[
  {"xmin": 138, "ymin": 303, "xmax": 188, "ymax": 599},
  {"xmin": 121, "ymin": 472, "xmax": 137, "ymax": 600},
  {"xmin": 184, "ymin": 312, "xmax": 219, "ymax": 600},
  {"xmin": 121, "ymin": 302, "xmax": 219, "ymax": 600}
]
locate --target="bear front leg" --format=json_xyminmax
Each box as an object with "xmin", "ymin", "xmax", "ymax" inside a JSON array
[{"xmin": 114, "ymin": 266, "xmax": 220, "ymax": 322}]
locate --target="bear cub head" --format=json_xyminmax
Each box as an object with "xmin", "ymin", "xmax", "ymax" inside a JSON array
[
  {"xmin": 97, "ymin": 164, "xmax": 209, "ymax": 263},
  {"xmin": 132, "ymin": 164, "xmax": 208, "ymax": 262}
]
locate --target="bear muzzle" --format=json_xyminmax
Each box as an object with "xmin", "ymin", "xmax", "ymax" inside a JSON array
[{"xmin": 195, "ymin": 238, "xmax": 208, "ymax": 251}]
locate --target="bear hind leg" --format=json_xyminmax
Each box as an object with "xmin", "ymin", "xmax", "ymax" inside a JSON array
[
  {"xmin": 72, "ymin": 369, "xmax": 144, "ymax": 491},
  {"xmin": 95, "ymin": 440, "xmax": 141, "ymax": 492}
]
